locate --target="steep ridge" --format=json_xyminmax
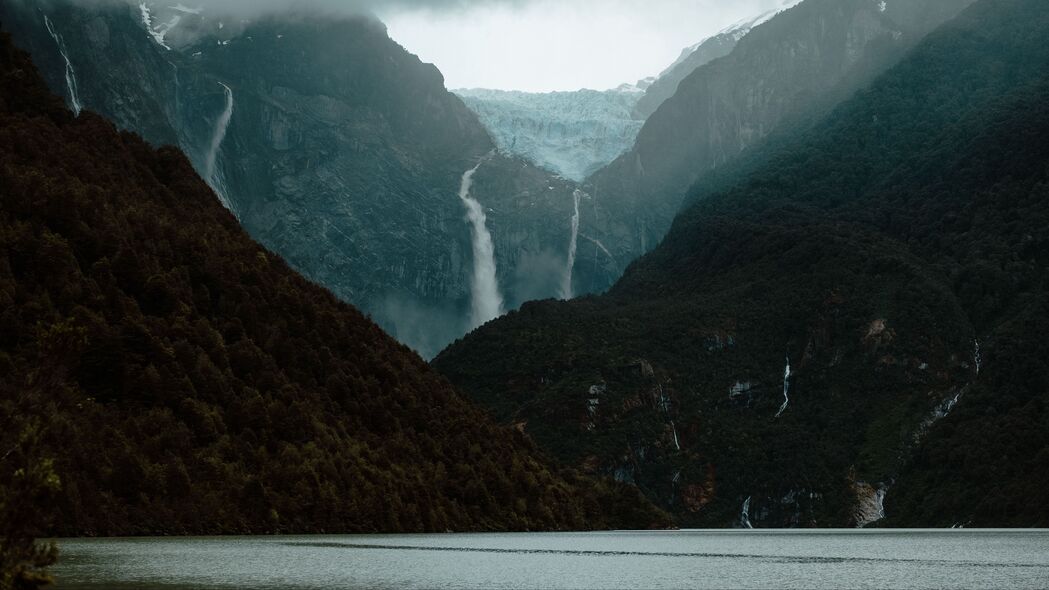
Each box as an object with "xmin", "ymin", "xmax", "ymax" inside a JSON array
[
  {"xmin": 575, "ymin": 0, "xmax": 976, "ymax": 295},
  {"xmin": 631, "ymin": 1, "xmax": 798, "ymax": 121},
  {"xmin": 0, "ymin": 30, "xmax": 667, "ymax": 535},
  {"xmin": 0, "ymin": 1, "xmax": 586, "ymax": 358},
  {"xmin": 435, "ymin": 0, "xmax": 1049, "ymax": 527}
]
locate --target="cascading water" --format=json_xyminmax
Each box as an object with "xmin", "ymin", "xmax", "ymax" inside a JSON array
[
  {"xmin": 973, "ymin": 338, "xmax": 982, "ymax": 375},
  {"xmin": 204, "ymin": 82, "xmax": 235, "ymax": 212},
  {"xmin": 775, "ymin": 356, "xmax": 792, "ymax": 418},
  {"xmin": 170, "ymin": 62, "xmax": 180, "ymax": 114},
  {"xmin": 853, "ymin": 481, "xmax": 889, "ymax": 527},
  {"xmin": 581, "ymin": 234, "xmax": 614, "ymax": 263},
  {"xmin": 740, "ymin": 496, "xmax": 754, "ymax": 529},
  {"xmin": 913, "ymin": 387, "xmax": 966, "ymax": 443},
  {"xmin": 560, "ymin": 189, "xmax": 582, "ymax": 300},
  {"xmin": 43, "ymin": 15, "xmax": 82, "ymax": 117},
  {"xmin": 873, "ymin": 486, "xmax": 887, "ymax": 521},
  {"xmin": 458, "ymin": 157, "xmax": 504, "ymax": 328}
]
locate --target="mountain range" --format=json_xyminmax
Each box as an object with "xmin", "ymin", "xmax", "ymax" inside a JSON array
[
  {"xmin": 573, "ymin": 0, "xmax": 978, "ymax": 295},
  {"xmin": 436, "ymin": 0, "xmax": 1049, "ymax": 528},
  {"xmin": 0, "ymin": 0, "xmax": 596, "ymax": 358},
  {"xmin": 0, "ymin": 27, "xmax": 666, "ymax": 536},
  {"xmin": 2, "ymin": 0, "xmax": 1047, "ymax": 538}
]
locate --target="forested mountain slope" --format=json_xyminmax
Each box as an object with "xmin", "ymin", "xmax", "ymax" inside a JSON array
[
  {"xmin": 436, "ymin": 0, "xmax": 1049, "ymax": 528},
  {"xmin": 575, "ymin": 0, "xmax": 976, "ymax": 295},
  {"xmin": 0, "ymin": 30, "xmax": 667, "ymax": 536}
]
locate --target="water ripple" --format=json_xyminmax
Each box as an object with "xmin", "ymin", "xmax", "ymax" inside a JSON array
[{"xmin": 285, "ymin": 542, "xmax": 1048, "ymax": 569}]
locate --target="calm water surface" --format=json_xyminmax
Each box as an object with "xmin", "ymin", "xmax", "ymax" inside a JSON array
[{"xmin": 53, "ymin": 530, "xmax": 1049, "ymax": 589}]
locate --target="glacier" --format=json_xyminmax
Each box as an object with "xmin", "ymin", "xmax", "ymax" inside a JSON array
[
  {"xmin": 455, "ymin": 83, "xmax": 649, "ymax": 182},
  {"xmin": 454, "ymin": 2, "xmax": 800, "ymax": 182}
]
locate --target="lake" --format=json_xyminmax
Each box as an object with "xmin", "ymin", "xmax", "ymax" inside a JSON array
[{"xmin": 52, "ymin": 530, "xmax": 1049, "ymax": 589}]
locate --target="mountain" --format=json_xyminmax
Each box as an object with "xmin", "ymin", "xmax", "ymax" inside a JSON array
[
  {"xmin": 0, "ymin": 28, "xmax": 668, "ymax": 535},
  {"xmin": 632, "ymin": 1, "xmax": 798, "ymax": 121},
  {"xmin": 435, "ymin": 0, "xmax": 1049, "ymax": 528},
  {"xmin": 456, "ymin": 84, "xmax": 649, "ymax": 182},
  {"xmin": 573, "ymin": 0, "xmax": 977, "ymax": 296},
  {"xmin": 451, "ymin": 3, "xmax": 800, "ymax": 183},
  {"xmin": 0, "ymin": 0, "xmax": 592, "ymax": 358}
]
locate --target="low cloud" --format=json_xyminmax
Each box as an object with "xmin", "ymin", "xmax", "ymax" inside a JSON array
[{"xmin": 57, "ymin": 0, "xmax": 528, "ymax": 20}]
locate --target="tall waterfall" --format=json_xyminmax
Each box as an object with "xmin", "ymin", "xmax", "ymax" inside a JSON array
[
  {"xmin": 43, "ymin": 16, "xmax": 82, "ymax": 117},
  {"xmin": 560, "ymin": 189, "xmax": 582, "ymax": 300},
  {"xmin": 459, "ymin": 158, "xmax": 504, "ymax": 328},
  {"xmin": 740, "ymin": 496, "xmax": 754, "ymax": 529},
  {"xmin": 204, "ymin": 82, "xmax": 235, "ymax": 212},
  {"xmin": 775, "ymin": 356, "xmax": 792, "ymax": 418}
]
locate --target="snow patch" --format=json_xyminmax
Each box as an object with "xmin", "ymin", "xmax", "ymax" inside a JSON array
[
  {"xmin": 170, "ymin": 3, "xmax": 202, "ymax": 14},
  {"xmin": 139, "ymin": 2, "xmax": 181, "ymax": 50}
]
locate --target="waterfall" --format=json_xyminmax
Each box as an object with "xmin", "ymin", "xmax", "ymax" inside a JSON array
[
  {"xmin": 581, "ymin": 234, "xmax": 615, "ymax": 263},
  {"xmin": 854, "ymin": 481, "xmax": 889, "ymax": 527},
  {"xmin": 170, "ymin": 62, "xmax": 180, "ymax": 114},
  {"xmin": 973, "ymin": 338, "xmax": 982, "ymax": 375},
  {"xmin": 458, "ymin": 158, "xmax": 504, "ymax": 328},
  {"xmin": 873, "ymin": 486, "xmax": 887, "ymax": 522},
  {"xmin": 740, "ymin": 497, "xmax": 754, "ymax": 529},
  {"xmin": 670, "ymin": 421, "xmax": 681, "ymax": 451},
  {"xmin": 914, "ymin": 387, "xmax": 965, "ymax": 443},
  {"xmin": 204, "ymin": 82, "xmax": 235, "ymax": 212},
  {"xmin": 560, "ymin": 189, "xmax": 582, "ymax": 300},
  {"xmin": 43, "ymin": 15, "xmax": 82, "ymax": 117},
  {"xmin": 775, "ymin": 356, "xmax": 792, "ymax": 418}
]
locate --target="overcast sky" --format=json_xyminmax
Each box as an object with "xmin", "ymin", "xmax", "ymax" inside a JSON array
[
  {"xmin": 380, "ymin": 0, "xmax": 791, "ymax": 92},
  {"xmin": 75, "ymin": 0, "xmax": 791, "ymax": 92}
]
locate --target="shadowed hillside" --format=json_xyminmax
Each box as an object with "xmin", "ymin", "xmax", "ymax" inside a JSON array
[
  {"xmin": 0, "ymin": 29, "xmax": 667, "ymax": 537},
  {"xmin": 436, "ymin": 0, "xmax": 1049, "ymax": 528}
]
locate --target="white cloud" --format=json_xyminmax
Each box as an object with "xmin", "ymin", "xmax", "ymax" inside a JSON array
[
  {"xmin": 61, "ymin": 0, "xmax": 789, "ymax": 91},
  {"xmin": 383, "ymin": 0, "xmax": 790, "ymax": 91}
]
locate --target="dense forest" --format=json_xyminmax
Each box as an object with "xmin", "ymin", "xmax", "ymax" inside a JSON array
[
  {"xmin": 436, "ymin": 0, "xmax": 1049, "ymax": 527},
  {"xmin": 0, "ymin": 29, "xmax": 669, "ymax": 579}
]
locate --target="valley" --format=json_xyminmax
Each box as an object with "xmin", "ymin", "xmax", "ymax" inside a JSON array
[{"xmin": 1, "ymin": 5, "xmax": 1048, "ymax": 587}]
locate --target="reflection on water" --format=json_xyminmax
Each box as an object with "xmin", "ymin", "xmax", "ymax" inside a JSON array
[{"xmin": 53, "ymin": 530, "xmax": 1049, "ymax": 589}]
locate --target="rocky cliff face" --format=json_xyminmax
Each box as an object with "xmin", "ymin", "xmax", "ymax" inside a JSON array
[
  {"xmin": 576, "ymin": 0, "xmax": 977, "ymax": 296},
  {"xmin": 631, "ymin": 1, "xmax": 800, "ymax": 121},
  {"xmin": 1, "ymin": 0, "xmax": 586, "ymax": 358}
]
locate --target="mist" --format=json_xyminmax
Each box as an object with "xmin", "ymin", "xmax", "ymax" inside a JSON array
[
  {"xmin": 50, "ymin": 0, "xmax": 798, "ymax": 91},
  {"xmin": 56, "ymin": 0, "xmax": 525, "ymax": 19}
]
